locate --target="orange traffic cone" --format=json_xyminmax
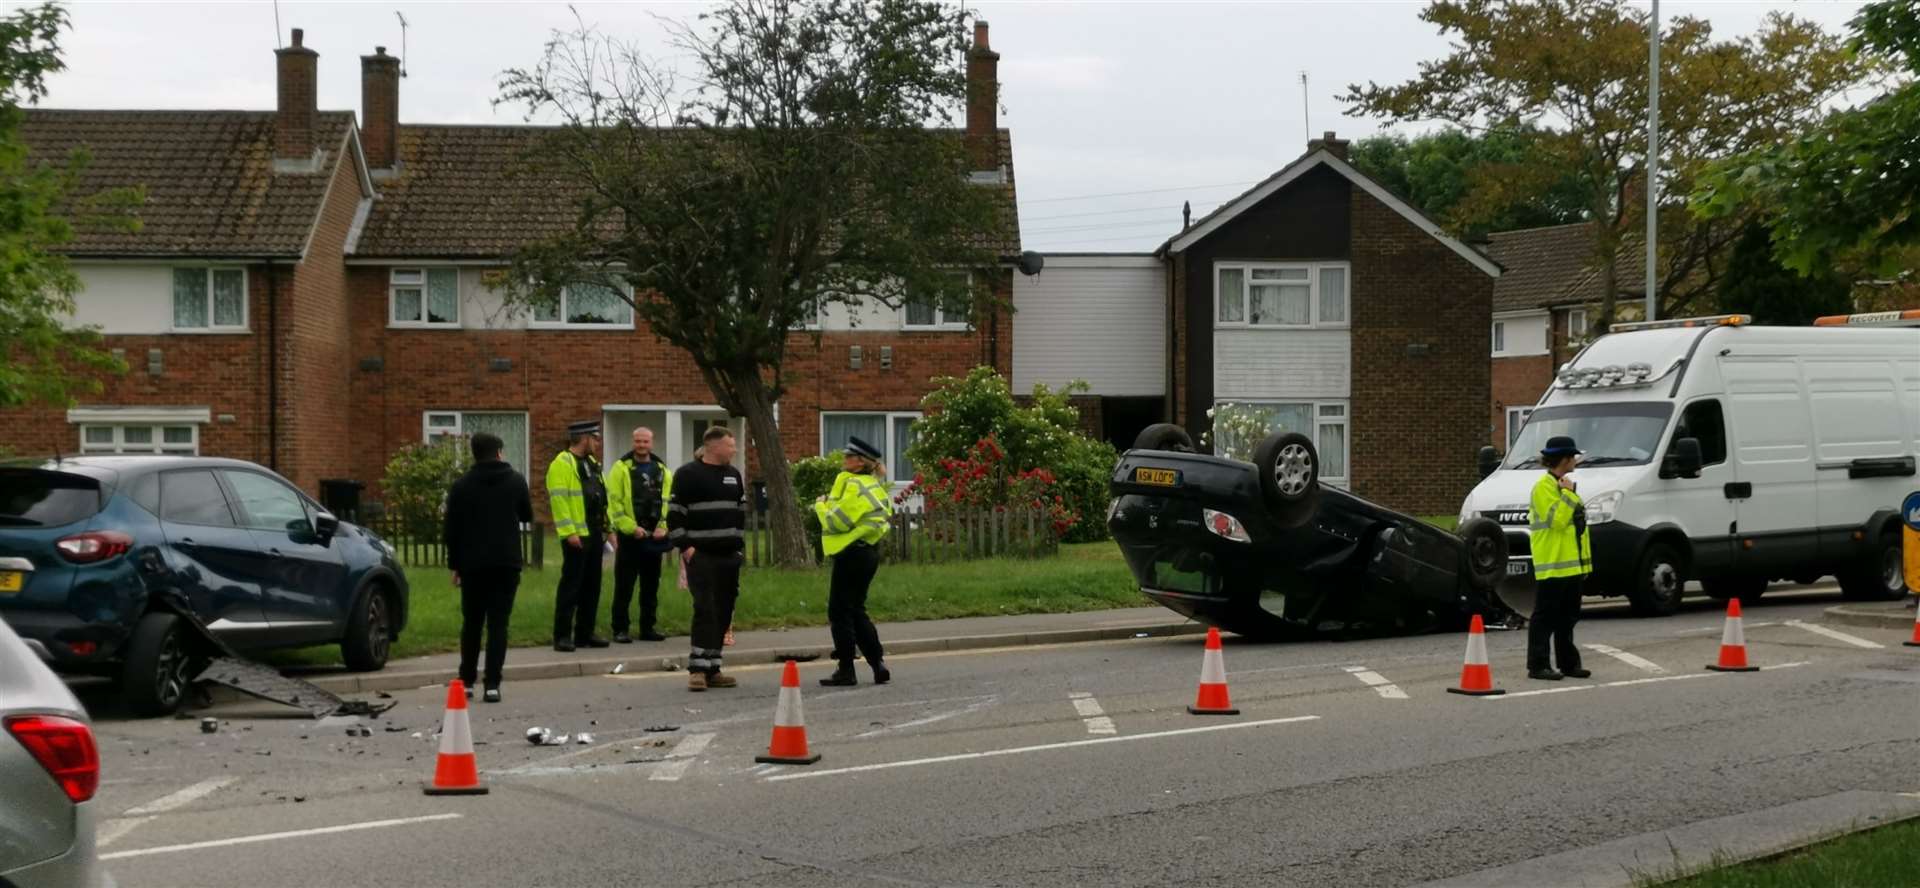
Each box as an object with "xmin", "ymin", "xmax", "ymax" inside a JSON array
[
  {"xmin": 1188, "ymin": 627, "xmax": 1240, "ymax": 715},
  {"xmin": 1447, "ymin": 614, "xmax": 1506, "ymax": 696},
  {"xmin": 755, "ymin": 661, "xmax": 821, "ymax": 765},
  {"xmin": 423, "ymin": 679, "xmax": 488, "ymax": 795},
  {"xmin": 1904, "ymin": 601, "xmax": 1920, "ymax": 648},
  {"xmin": 1706, "ymin": 598, "xmax": 1761, "ymax": 672}
]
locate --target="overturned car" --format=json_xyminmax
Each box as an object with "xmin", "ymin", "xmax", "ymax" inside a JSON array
[{"xmin": 1108, "ymin": 424, "xmax": 1522, "ymax": 640}]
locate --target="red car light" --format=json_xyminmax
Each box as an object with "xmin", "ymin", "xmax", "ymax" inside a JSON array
[
  {"xmin": 54, "ymin": 530, "xmax": 132, "ymax": 564},
  {"xmin": 4, "ymin": 714, "xmax": 100, "ymax": 803}
]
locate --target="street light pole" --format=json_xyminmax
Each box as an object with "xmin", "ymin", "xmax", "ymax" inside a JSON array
[{"xmin": 1645, "ymin": 0, "xmax": 1660, "ymax": 322}]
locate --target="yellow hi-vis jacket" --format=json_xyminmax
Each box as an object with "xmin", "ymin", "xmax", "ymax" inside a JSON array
[
  {"xmin": 606, "ymin": 455, "xmax": 672, "ymax": 536},
  {"xmin": 545, "ymin": 450, "xmax": 606, "ymax": 541},
  {"xmin": 814, "ymin": 470, "xmax": 892, "ymax": 556},
  {"xmin": 1529, "ymin": 472, "xmax": 1592, "ymax": 580}
]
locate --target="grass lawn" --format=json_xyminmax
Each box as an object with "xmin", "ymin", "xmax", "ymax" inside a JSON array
[
  {"xmin": 1643, "ymin": 818, "xmax": 1920, "ymax": 887},
  {"xmin": 270, "ymin": 542, "xmax": 1140, "ymax": 666},
  {"xmin": 1421, "ymin": 515, "xmax": 1458, "ymax": 532}
]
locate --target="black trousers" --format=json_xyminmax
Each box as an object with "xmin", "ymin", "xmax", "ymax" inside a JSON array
[
  {"xmin": 687, "ymin": 550, "xmax": 742, "ymax": 675},
  {"xmin": 1528, "ymin": 576, "xmax": 1585, "ymax": 672},
  {"xmin": 828, "ymin": 543, "xmax": 884, "ymax": 665},
  {"xmin": 458, "ymin": 569, "xmax": 519, "ymax": 689},
  {"xmin": 553, "ymin": 535, "xmax": 605, "ymax": 644},
  {"xmin": 611, "ymin": 533, "xmax": 664, "ymax": 635}
]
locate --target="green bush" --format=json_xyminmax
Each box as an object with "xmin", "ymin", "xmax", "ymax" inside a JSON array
[
  {"xmin": 791, "ymin": 449, "xmax": 845, "ymax": 503},
  {"xmin": 381, "ymin": 438, "xmax": 471, "ymax": 542}
]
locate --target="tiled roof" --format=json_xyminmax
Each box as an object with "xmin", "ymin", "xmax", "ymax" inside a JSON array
[
  {"xmin": 352, "ymin": 125, "xmax": 1021, "ymax": 260},
  {"xmin": 21, "ymin": 109, "xmax": 357, "ymax": 258},
  {"xmin": 1487, "ymin": 221, "xmax": 1648, "ymax": 312}
]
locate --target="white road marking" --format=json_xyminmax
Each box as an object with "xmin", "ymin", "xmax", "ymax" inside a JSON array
[
  {"xmin": 649, "ymin": 732, "xmax": 717, "ymax": 782},
  {"xmin": 765, "ymin": 716, "xmax": 1321, "ymax": 782},
  {"xmin": 1680, "ymin": 621, "xmax": 1776, "ymax": 636},
  {"xmin": 124, "ymin": 777, "xmax": 238, "ymax": 816},
  {"xmin": 854, "ymin": 696, "xmax": 1001, "ymax": 739},
  {"xmin": 1341, "ymin": 665, "xmax": 1409, "ymax": 700},
  {"xmin": 1068, "ymin": 691, "xmax": 1119, "ymax": 734},
  {"xmin": 1784, "ymin": 620, "xmax": 1884, "ymax": 649},
  {"xmin": 1492, "ymin": 662, "xmax": 1810, "ymax": 700},
  {"xmin": 96, "ymin": 817, "xmax": 153, "ymax": 848},
  {"xmin": 99, "ymin": 813, "xmax": 463, "ymax": 861},
  {"xmin": 1582, "ymin": 644, "xmax": 1667, "ymax": 674}
]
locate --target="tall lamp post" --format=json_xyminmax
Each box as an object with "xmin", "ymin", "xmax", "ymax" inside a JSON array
[{"xmin": 1645, "ymin": 0, "xmax": 1660, "ymax": 322}]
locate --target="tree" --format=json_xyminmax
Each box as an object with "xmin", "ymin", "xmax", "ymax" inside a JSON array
[
  {"xmin": 1714, "ymin": 222, "xmax": 1853, "ymax": 326},
  {"xmin": 1343, "ymin": 0, "xmax": 1870, "ymax": 327},
  {"xmin": 497, "ymin": 0, "xmax": 1002, "ymax": 566},
  {"xmin": 1693, "ymin": 1, "xmax": 1920, "ymax": 278},
  {"xmin": 1347, "ymin": 125, "xmax": 1585, "ymax": 238},
  {"xmin": 0, "ymin": 3, "xmax": 139, "ymax": 408}
]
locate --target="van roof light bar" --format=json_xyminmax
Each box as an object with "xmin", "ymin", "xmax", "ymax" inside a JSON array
[
  {"xmin": 1813, "ymin": 309, "xmax": 1920, "ymax": 327},
  {"xmin": 1608, "ymin": 314, "xmax": 1750, "ymax": 334}
]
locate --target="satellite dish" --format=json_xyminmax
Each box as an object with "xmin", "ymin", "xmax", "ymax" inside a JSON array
[{"xmin": 1017, "ymin": 251, "xmax": 1045, "ymax": 277}]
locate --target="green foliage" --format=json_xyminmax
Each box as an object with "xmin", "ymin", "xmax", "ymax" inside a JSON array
[
  {"xmin": 906, "ymin": 367, "xmax": 1118, "ymax": 543},
  {"xmin": 1348, "ymin": 125, "xmax": 1586, "ymax": 238},
  {"xmin": 791, "ymin": 450, "xmax": 846, "ymax": 504},
  {"xmin": 1714, "ymin": 222, "xmax": 1854, "ymax": 325},
  {"xmin": 380, "ymin": 439, "xmax": 471, "ymax": 543},
  {"xmin": 0, "ymin": 3, "xmax": 141, "ymax": 409}
]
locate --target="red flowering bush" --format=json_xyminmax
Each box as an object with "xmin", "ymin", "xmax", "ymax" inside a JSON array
[{"xmin": 898, "ymin": 435, "xmax": 1078, "ymax": 539}]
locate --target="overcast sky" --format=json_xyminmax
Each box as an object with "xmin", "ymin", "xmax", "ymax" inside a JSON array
[{"xmin": 24, "ymin": 0, "xmax": 1870, "ymax": 253}]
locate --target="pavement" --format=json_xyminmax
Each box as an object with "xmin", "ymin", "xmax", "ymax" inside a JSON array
[
  {"xmin": 1823, "ymin": 596, "xmax": 1919, "ymax": 631},
  {"xmin": 77, "ymin": 585, "xmax": 1920, "ymax": 888}
]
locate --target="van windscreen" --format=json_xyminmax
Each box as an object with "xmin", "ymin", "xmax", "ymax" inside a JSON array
[
  {"xmin": 0, "ymin": 470, "xmax": 105, "ymax": 528},
  {"xmin": 1505, "ymin": 403, "xmax": 1675, "ymax": 470}
]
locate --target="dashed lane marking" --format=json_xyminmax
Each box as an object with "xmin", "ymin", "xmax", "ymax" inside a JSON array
[
  {"xmin": 1783, "ymin": 620, "xmax": 1885, "ymax": 649},
  {"xmin": 100, "ymin": 813, "xmax": 463, "ymax": 861},
  {"xmin": 1490, "ymin": 662, "xmax": 1811, "ymax": 700},
  {"xmin": 649, "ymin": 732, "xmax": 717, "ymax": 782},
  {"xmin": 854, "ymin": 696, "xmax": 1001, "ymax": 739},
  {"xmin": 100, "ymin": 777, "xmax": 239, "ymax": 848},
  {"xmin": 1340, "ymin": 665, "xmax": 1409, "ymax": 700},
  {"xmin": 1069, "ymin": 691, "xmax": 1117, "ymax": 734},
  {"xmin": 1582, "ymin": 644, "xmax": 1667, "ymax": 674}
]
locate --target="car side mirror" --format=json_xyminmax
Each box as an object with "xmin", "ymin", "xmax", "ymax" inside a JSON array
[
  {"xmin": 1663, "ymin": 437, "xmax": 1704, "ymax": 480},
  {"xmin": 312, "ymin": 510, "xmax": 339, "ymax": 543},
  {"xmin": 1477, "ymin": 446, "xmax": 1501, "ymax": 479}
]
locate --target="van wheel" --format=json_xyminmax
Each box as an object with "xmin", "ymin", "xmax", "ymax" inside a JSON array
[
  {"xmin": 1626, "ymin": 542, "xmax": 1685, "ymax": 617},
  {"xmin": 121, "ymin": 612, "xmax": 193, "ymax": 717},
  {"xmin": 1702, "ymin": 575, "xmax": 1767, "ymax": 605},
  {"xmin": 1133, "ymin": 423, "xmax": 1194, "ymax": 453},
  {"xmin": 1457, "ymin": 517, "xmax": 1510, "ymax": 590},
  {"xmin": 1838, "ymin": 532, "xmax": 1907, "ymax": 601},
  {"xmin": 341, "ymin": 584, "xmax": 393, "ymax": 672},
  {"xmin": 1252, "ymin": 431, "xmax": 1320, "ymax": 529}
]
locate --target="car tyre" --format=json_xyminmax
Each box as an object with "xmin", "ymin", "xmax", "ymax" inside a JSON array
[
  {"xmin": 1133, "ymin": 423, "xmax": 1195, "ymax": 453},
  {"xmin": 121, "ymin": 612, "xmax": 192, "ymax": 717},
  {"xmin": 341, "ymin": 583, "xmax": 394, "ymax": 672},
  {"xmin": 1701, "ymin": 575, "xmax": 1767, "ymax": 605},
  {"xmin": 1838, "ymin": 531, "xmax": 1907, "ymax": 601},
  {"xmin": 1626, "ymin": 541, "xmax": 1685, "ymax": 617},
  {"xmin": 1457, "ymin": 517, "xmax": 1510, "ymax": 590},
  {"xmin": 1252, "ymin": 431, "xmax": 1320, "ymax": 529}
]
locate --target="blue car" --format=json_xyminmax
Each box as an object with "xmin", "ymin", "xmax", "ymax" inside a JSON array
[{"xmin": 0, "ymin": 456, "xmax": 409, "ymax": 716}]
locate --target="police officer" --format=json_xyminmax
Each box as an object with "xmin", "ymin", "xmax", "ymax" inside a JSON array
[
  {"xmin": 814, "ymin": 436, "xmax": 893, "ymax": 687},
  {"xmin": 607, "ymin": 426, "xmax": 672, "ymax": 643},
  {"xmin": 1528, "ymin": 435, "xmax": 1593, "ymax": 681},
  {"xmin": 546, "ymin": 420, "xmax": 613, "ymax": 652}
]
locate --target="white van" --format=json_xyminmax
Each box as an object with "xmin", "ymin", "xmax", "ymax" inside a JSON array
[{"xmin": 1460, "ymin": 313, "xmax": 1920, "ymax": 616}]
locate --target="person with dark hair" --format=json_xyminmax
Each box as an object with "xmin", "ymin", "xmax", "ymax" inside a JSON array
[
  {"xmin": 444, "ymin": 432, "xmax": 533, "ymax": 702},
  {"xmin": 667, "ymin": 425, "xmax": 747, "ymax": 691},
  {"xmin": 546, "ymin": 420, "xmax": 613, "ymax": 652},
  {"xmin": 1528, "ymin": 435, "xmax": 1594, "ymax": 681},
  {"xmin": 814, "ymin": 436, "xmax": 893, "ymax": 687}
]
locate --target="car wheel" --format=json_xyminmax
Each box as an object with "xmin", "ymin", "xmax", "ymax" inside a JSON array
[
  {"xmin": 341, "ymin": 583, "xmax": 393, "ymax": 672},
  {"xmin": 121, "ymin": 612, "xmax": 192, "ymax": 717},
  {"xmin": 1626, "ymin": 542, "xmax": 1685, "ymax": 617},
  {"xmin": 1701, "ymin": 575, "xmax": 1767, "ymax": 605},
  {"xmin": 1133, "ymin": 423, "xmax": 1194, "ymax": 453},
  {"xmin": 1457, "ymin": 517, "xmax": 1510, "ymax": 590},
  {"xmin": 1838, "ymin": 531, "xmax": 1907, "ymax": 601},
  {"xmin": 1252, "ymin": 431, "xmax": 1320, "ymax": 529}
]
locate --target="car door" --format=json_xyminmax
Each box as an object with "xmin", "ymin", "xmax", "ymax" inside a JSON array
[
  {"xmin": 1720, "ymin": 355, "xmax": 1820, "ymax": 572},
  {"xmin": 155, "ymin": 468, "xmax": 268, "ymax": 635},
  {"xmin": 219, "ymin": 470, "xmax": 348, "ymax": 643},
  {"xmin": 1663, "ymin": 398, "xmax": 1736, "ymax": 577}
]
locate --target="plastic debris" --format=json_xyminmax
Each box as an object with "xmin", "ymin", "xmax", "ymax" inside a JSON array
[
  {"xmin": 200, "ymin": 718, "xmax": 219, "ymax": 734},
  {"xmin": 1134, "ymin": 632, "xmax": 1151, "ymax": 638},
  {"xmin": 550, "ymin": 734, "xmax": 571, "ymax": 746},
  {"xmin": 609, "ymin": 663, "xmax": 625, "ymax": 675},
  {"xmin": 345, "ymin": 725, "xmax": 371, "ymax": 738},
  {"xmin": 576, "ymin": 733, "xmax": 595, "ymax": 745},
  {"xmin": 411, "ymin": 732, "xmax": 423, "ymax": 739},
  {"xmin": 643, "ymin": 725, "xmax": 680, "ymax": 733},
  {"xmin": 525, "ymin": 727, "xmax": 550, "ymax": 745},
  {"xmin": 661, "ymin": 660, "xmax": 679, "ymax": 672},
  {"xmin": 383, "ymin": 725, "xmax": 408, "ymax": 733},
  {"xmin": 293, "ymin": 795, "xmax": 306, "ymax": 803}
]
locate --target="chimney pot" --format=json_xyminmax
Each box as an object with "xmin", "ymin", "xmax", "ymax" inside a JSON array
[
  {"xmin": 1308, "ymin": 129, "xmax": 1350, "ymax": 161},
  {"xmin": 973, "ymin": 21, "xmax": 990, "ymax": 49},
  {"xmin": 291, "ymin": 28, "xmax": 303, "ymax": 48},
  {"xmin": 375, "ymin": 45, "xmax": 386, "ymax": 55},
  {"xmin": 965, "ymin": 21, "xmax": 1001, "ymax": 173}
]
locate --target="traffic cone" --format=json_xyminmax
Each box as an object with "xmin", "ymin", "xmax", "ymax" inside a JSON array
[
  {"xmin": 1187, "ymin": 627, "xmax": 1240, "ymax": 715},
  {"xmin": 1706, "ymin": 598, "xmax": 1761, "ymax": 672},
  {"xmin": 423, "ymin": 680, "xmax": 488, "ymax": 795},
  {"xmin": 755, "ymin": 661, "xmax": 821, "ymax": 765},
  {"xmin": 1447, "ymin": 614, "xmax": 1506, "ymax": 696},
  {"xmin": 1904, "ymin": 601, "xmax": 1920, "ymax": 648}
]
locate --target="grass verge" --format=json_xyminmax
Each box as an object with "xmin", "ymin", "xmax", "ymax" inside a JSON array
[{"xmin": 1640, "ymin": 817, "xmax": 1920, "ymax": 887}]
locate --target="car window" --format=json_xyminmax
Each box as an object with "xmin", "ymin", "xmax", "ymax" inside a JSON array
[
  {"xmin": 128, "ymin": 472, "xmax": 161, "ymax": 516},
  {"xmin": 222, "ymin": 471, "xmax": 311, "ymax": 534},
  {"xmin": 1674, "ymin": 399, "xmax": 1728, "ymax": 467},
  {"xmin": 161, "ymin": 470, "xmax": 236, "ymax": 526},
  {"xmin": 0, "ymin": 470, "xmax": 103, "ymax": 528}
]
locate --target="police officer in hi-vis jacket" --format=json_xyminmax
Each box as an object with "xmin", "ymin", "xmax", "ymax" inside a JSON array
[
  {"xmin": 1528, "ymin": 435, "xmax": 1594, "ymax": 681},
  {"xmin": 814, "ymin": 436, "xmax": 894, "ymax": 687}
]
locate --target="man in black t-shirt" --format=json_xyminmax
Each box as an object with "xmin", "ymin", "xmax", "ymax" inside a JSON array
[{"xmin": 667, "ymin": 426, "xmax": 748, "ymax": 691}]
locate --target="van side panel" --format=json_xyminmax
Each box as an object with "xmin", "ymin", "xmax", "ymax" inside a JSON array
[
  {"xmin": 1720, "ymin": 355, "xmax": 1820, "ymax": 570},
  {"xmin": 1808, "ymin": 358, "xmax": 1910, "ymax": 535}
]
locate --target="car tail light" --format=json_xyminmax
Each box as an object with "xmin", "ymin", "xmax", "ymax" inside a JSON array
[
  {"xmin": 1202, "ymin": 509, "xmax": 1250, "ymax": 543},
  {"xmin": 4, "ymin": 714, "xmax": 99, "ymax": 803},
  {"xmin": 54, "ymin": 530, "xmax": 132, "ymax": 563}
]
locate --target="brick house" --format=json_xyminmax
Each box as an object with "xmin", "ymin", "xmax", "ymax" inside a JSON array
[{"xmin": 1, "ymin": 24, "xmax": 1021, "ymax": 518}]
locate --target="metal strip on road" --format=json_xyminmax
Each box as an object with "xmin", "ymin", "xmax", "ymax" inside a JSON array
[
  {"xmin": 1581, "ymin": 644, "xmax": 1668, "ymax": 674},
  {"xmin": 99, "ymin": 813, "xmax": 463, "ymax": 861},
  {"xmin": 765, "ymin": 716, "xmax": 1321, "ymax": 783},
  {"xmin": 1784, "ymin": 620, "xmax": 1885, "ymax": 649},
  {"xmin": 1491, "ymin": 662, "xmax": 1810, "ymax": 700},
  {"xmin": 1340, "ymin": 665, "xmax": 1409, "ymax": 700}
]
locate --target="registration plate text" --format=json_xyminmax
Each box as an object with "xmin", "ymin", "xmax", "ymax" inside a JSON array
[
  {"xmin": 0, "ymin": 571, "xmax": 21, "ymax": 594},
  {"xmin": 1133, "ymin": 467, "xmax": 1180, "ymax": 487},
  {"xmin": 1505, "ymin": 561, "xmax": 1532, "ymax": 577}
]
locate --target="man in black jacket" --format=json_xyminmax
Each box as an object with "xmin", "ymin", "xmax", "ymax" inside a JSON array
[
  {"xmin": 443, "ymin": 432, "xmax": 534, "ymax": 703},
  {"xmin": 667, "ymin": 425, "xmax": 748, "ymax": 691}
]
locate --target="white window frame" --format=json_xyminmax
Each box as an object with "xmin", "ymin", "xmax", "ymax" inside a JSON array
[
  {"xmin": 1566, "ymin": 308, "xmax": 1589, "ymax": 345},
  {"xmin": 818, "ymin": 410, "xmax": 923, "ymax": 486},
  {"xmin": 1211, "ymin": 399, "xmax": 1350, "ymax": 488},
  {"xmin": 1491, "ymin": 320, "xmax": 1507, "ymax": 356},
  {"xmin": 170, "ymin": 266, "xmax": 249, "ymax": 333},
  {"xmin": 422, "ymin": 410, "xmax": 532, "ymax": 473},
  {"xmin": 1505, "ymin": 407, "xmax": 1533, "ymax": 449},
  {"xmin": 388, "ymin": 267, "xmax": 461, "ymax": 328},
  {"xmin": 530, "ymin": 281, "xmax": 637, "ymax": 330},
  {"xmin": 1213, "ymin": 262, "xmax": 1350, "ymax": 330},
  {"xmin": 791, "ymin": 296, "xmax": 823, "ymax": 332},
  {"xmin": 901, "ymin": 272, "xmax": 973, "ymax": 331},
  {"xmin": 78, "ymin": 423, "xmax": 198, "ymax": 455}
]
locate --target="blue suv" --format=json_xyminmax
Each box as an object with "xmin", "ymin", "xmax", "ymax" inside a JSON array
[{"xmin": 0, "ymin": 456, "xmax": 408, "ymax": 715}]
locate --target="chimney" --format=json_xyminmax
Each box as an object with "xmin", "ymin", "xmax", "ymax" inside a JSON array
[
  {"xmin": 361, "ymin": 45, "xmax": 401, "ymax": 172},
  {"xmin": 275, "ymin": 29, "xmax": 319, "ymax": 166},
  {"xmin": 965, "ymin": 21, "xmax": 1000, "ymax": 173},
  {"xmin": 1307, "ymin": 130, "xmax": 1350, "ymax": 161}
]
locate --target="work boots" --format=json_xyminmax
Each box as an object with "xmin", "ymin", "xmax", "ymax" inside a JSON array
[
  {"xmin": 687, "ymin": 671, "xmax": 707, "ymax": 692},
  {"xmin": 820, "ymin": 662, "xmax": 858, "ymax": 687},
  {"xmin": 870, "ymin": 660, "xmax": 891, "ymax": 685}
]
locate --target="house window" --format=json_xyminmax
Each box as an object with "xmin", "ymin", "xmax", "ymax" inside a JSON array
[
  {"xmin": 532, "ymin": 282, "xmax": 634, "ymax": 327},
  {"xmin": 1491, "ymin": 321, "xmax": 1507, "ymax": 356},
  {"xmin": 1505, "ymin": 407, "xmax": 1533, "ymax": 449},
  {"xmin": 1214, "ymin": 262, "xmax": 1349, "ymax": 329},
  {"xmin": 171, "ymin": 268, "xmax": 247, "ymax": 331},
  {"xmin": 791, "ymin": 297, "xmax": 822, "ymax": 331},
  {"xmin": 422, "ymin": 411, "xmax": 531, "ymax": 473},
  {"xmin": 1566, "ymin": 308, "xmax": 1589, "ymax": 345},
  {"xmin": 79, "ymin": 424, "xmax": 198, "ymax": 455},
  {"xmin": 1210, "ymin": 400, "xmax": 1350, "ymax": 487},
  {"xmin": 820, "ymin": 411, "xmax": 921, "ymax": 483},
  {"xmin": 902, "ymin": 272, "xmax": 972, "ymax": 330},
  {"xmin": 390, "ymin": 268, "xmax": 460, "ymax": 327}
]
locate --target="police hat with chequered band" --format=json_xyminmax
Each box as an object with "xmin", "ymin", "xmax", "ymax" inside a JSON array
[
  {"xmin": 845, "ymin": 435, "xmax": 883, "ymax": 461},
  {"xmin": 567, "ymin": 420, "xmax": 602, "ymax": 437}
]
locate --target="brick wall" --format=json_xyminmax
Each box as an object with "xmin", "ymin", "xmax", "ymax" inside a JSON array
[
  {"xmin": 276, "ymin": 141, "xmax": 367, "ymax": 493},
  {"xmin": 1491, "ymin": 354, "xmax": 1552, "ymax": 448}
]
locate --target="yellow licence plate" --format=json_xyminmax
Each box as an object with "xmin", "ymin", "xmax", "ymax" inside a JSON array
[
  {"xmin": 0, "ymin": 571, "xmax": 21, "ymax": 594},
  {"xmin": 1133, "ymin": 467, "xmax": 1180, "ymax": 487}
]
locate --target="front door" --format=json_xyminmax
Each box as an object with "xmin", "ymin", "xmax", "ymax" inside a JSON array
[
  {"xmin": 155, "ymin": 468, "xmax": 268, "ymax": 635},
  {"xmin": 220, "ymin": 469, "xmax": 347, "ymax": 643}
]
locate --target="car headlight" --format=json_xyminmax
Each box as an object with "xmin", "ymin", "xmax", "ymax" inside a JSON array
[
  {"xmin": 1203, "ymin": 508, "xmax": 1251, "ymax": 543},
  {"xmin": 1584, "ymin": 490, "xmax": 1624, "ymax": 525},
  {"xmin": 1457, "ymin": 503, "xmax": 1474, "ymax": 527}
]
